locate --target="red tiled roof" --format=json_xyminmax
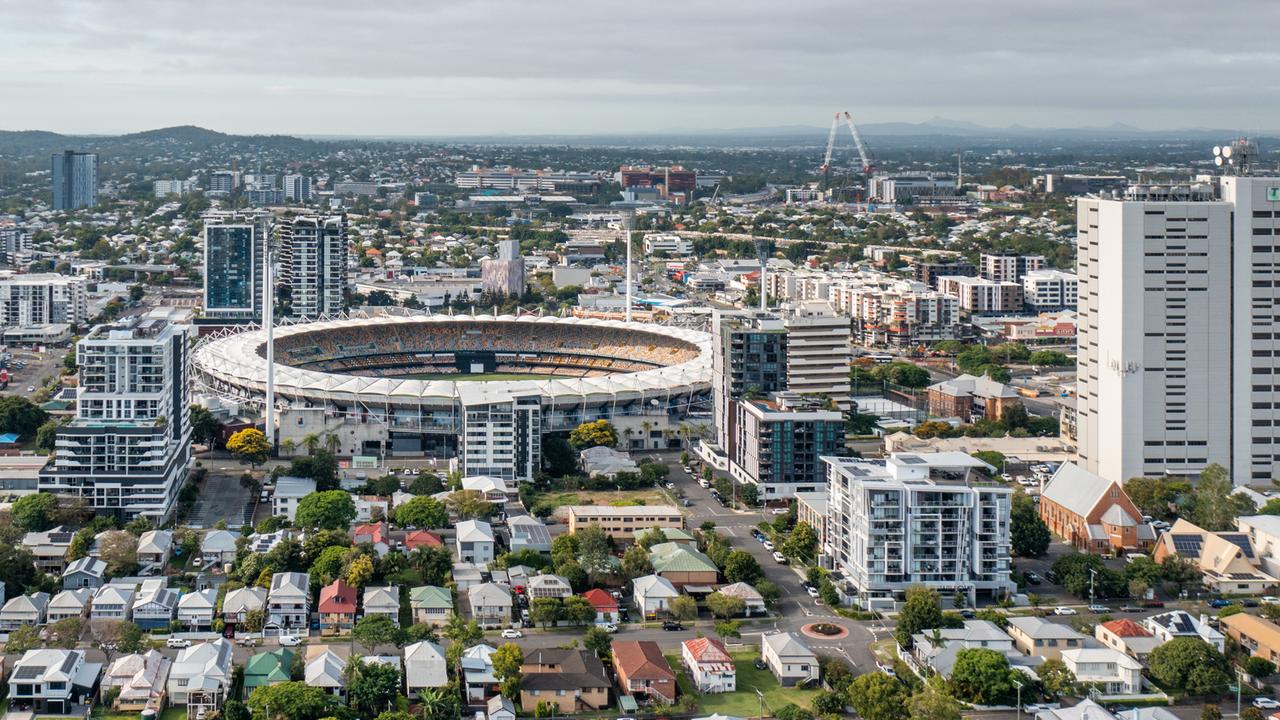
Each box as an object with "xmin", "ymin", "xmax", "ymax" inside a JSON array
[
  {"xmin": 612, "ymin": 640, "xmax": 674, "ymax": 681},
  {"xmin": 318, "ymin": 579, "xmax": 357, "ymax": 613},
  {"xmin": 683, "ymin": 637, "xmax": 732, "ymax": 664},
  {"xmin": 354, "ymin": 522, "xmax": 388, "ymax": 543},
  {"xmin": 404, "ymin": 530, "xmax": 443, "ymax": 549},
  {"xmin": 1100, "ymin": 619, "xmax": 1151, "ymax": 637},
  {"xmin": 581, "ymin": 588, "xmax": 618, "ymax": 610}
]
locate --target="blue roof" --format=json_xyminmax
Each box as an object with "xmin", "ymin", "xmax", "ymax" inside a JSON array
[{"xmin": 0, "ymin": 433, "xmax": 19, "ymax": 443}]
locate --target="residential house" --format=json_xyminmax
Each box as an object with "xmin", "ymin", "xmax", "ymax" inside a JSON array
[
  {"xmin": 466, "ymin": 582, "xmax": 513, "ymax": 629},
  {"xmin": 1221, "ymin": 613, "xmax": 1280, "ymax": 664},
  {"xmin": 178, "ymin": 589, "xmax": 218, "ymax": 631},
  {"xmin": 305, "ymin": 648, "xmax": 347, "ymax": 699},
  {"xmin": 409, "ymin": 586, "xmax": 452, "ymax": 627},
  {"xmin": 354, "ymin": 496, "xmax": 390, "ymax": 523},
  {"xmin": 245, "ymin": 530, "xmax": 288, "ymax": 555},
  {"xmin": 1143, "ymin": 610, "xmax": 1226, "ymax": 652},
  {"xmin": 581, "ymin": 589, "xmax": 620, "ymax": 624},
  {"xmin": 91, "ymin": 584, "xmax": 135, "ymax": 621},
  {"xmin": 910, "ymin": 620, "xmax": 1037, "ymax": 678},
  {"xmin": 404, "ymin": 640, "xmax": 448, "ymax": 698},
  {"xmin": 462, "ymin": 475, "xmax": 511, "ymax": 503},
  {"xmin": 456, "ymin": 520, "xmax": 496, "ymax": 565},
  {"xmin": 487, "ymin": 695, "xmax": 517, "ymax": 720},
  {"xmin": 267, "ymin": 572, "xmax": 310, "ymax": 634},
  {"xmin": 62, "ymin": 557, "xmax": 107, "ymax": 590},
  {"xmin": 243, "ymin": 649, "xmax": 293, "ymax": 698},
  {"xmin": 453, "ymin": 562, "xmax": 485, "ymax": 591},
  {"xmin": 47, "ymin": 588, "xmax": 92, "ymax": 622},
  {"xmin": 526, "ymin": 574, "xmax": 573, "ymax": 600},
  {"xmin": 681, "ymin": 637, "xmax": 736, "ymax": 693},
  {"xmin": 1060, "ymin": 648, "xmax": 1143, "ymax": 695},
  {"xmin": 1006, "ymin": 616, "xmax": 1089, "ymax": 661},
  {"xmin": 272, "ymin": 476, "xmax": 316, "ymax": 521},
  {"xmin": 363, "ymin": 586, "xmax": 401, "ymax": 626},
  {"xmin": 1095, "ymin": 620, "xmax": 1162, "ymax": 663},
  {"xmin": 8, "ymin": 648, "xmax": 102, "ymax": 714},
  {"xmin": 926, "ymin": 373, "xmax": 1021, "ymax": 422},
  {"xmin": 1152, "ymin": 519, "xmax": 1277, "ymax": 594},
  {"xmin": 318, "ymin": 580, "xmax": 357, "ymax": 635},
  {"xmin": 0, "ymin": 591, "xmax": 50, "ymax": 630},
  {"xmin": 137, "ymin": 530, "xmax": 173, "ymax": 568},
  {"xmin": 1033, "ymin": 699, "xmax": 1182, "ymax": 720},
  {"xmin": 612, "ymin": 640, "xmax": 676, "ymax": 704},
  {"xmin": 201, "ymin": 530, "xmax": 239, "ymax": 567},
  {"xmin": 403, "ymin": 530, "xmax": 443, "ymax": 552},
  {"xmin": 353, "ymin": 521, "xmax": 392, "ymax": 558},
  {"xmin": 101, "ymin": 650, "xmax": 171, "ymax": 713},
  {"xmin": 461, "ymin": 644, "xmax": 498, "ymax": 703},
  {"xmin": 167, "ymin": 639, "xmax": 233, "ymax": 712},
  {"xmin": 508, "ymin": 515, "xmax": 552, "ymax": 554},
  {"xmin": 649, "ymin": 542, "xmax": 718, "ymax": 588},
  {"xmin": 222, "ymin": 587, "xmax": 267, "ymax": 630},
  {"xmin": 132, "ymin": 579, "xmax": 179, "ymax": 629},
  {"xmin": 632, "ymin": 575, "xmax": 679, "ymax": 618},
  {"xmin": 1038, "ymin": 463, "xmax": 1155, "ymax": 554},
  {"xmin": 22, "ymin": 526, "xmax": 75, "ymax": 574},
  {"xmin": 761, "ymin": 632, "xmax": 819, "ymax": 687},
  {"xmin": 717, "ymin": 582, "xmax": 766, "ymax": 616},
  {"xmin": 519, "ymin": 647, "xmax": 611, "ymax": 713}
]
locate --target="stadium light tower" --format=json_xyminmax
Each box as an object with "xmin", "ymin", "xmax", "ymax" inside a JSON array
[
  {"xmin": 754, "ymin": 239, "xmax": 770, "ymax": 312},
  {"xmin": 263, "ymin": 246, "xmax": 275, "ymax": 451},
  {"xmin": 623, "ymin": 212, "xmax": 634, "ymax": 323}
]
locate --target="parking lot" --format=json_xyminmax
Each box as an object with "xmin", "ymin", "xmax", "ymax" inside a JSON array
[{"xmin": 1, "ymin": 345, "xmax": 67, "ymax": 396}]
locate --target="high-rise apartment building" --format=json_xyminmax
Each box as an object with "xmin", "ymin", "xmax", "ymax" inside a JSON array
[
  {"xmin": 51, "ymin": 151, "xmax": 98, "ymax": 211},
  {"xmin": 730, "ymin": 393, "xmax": 844, "ymax": 500},
  {"xmin": 39, "ymin": 310, "xmax": 192, "ymax": 521},
  {"xmin": 480, "ymin": 239, "xmax": 525, "ymax": 297},
  {"xmin": 0, "ymin": 228, "xmax": 33, "ymax": 267},
  {"xmin": 280, "ymin": 215, "xmax": 347, "ymax": 319},
  {"xmin": 153, "ymin": 179, "xmax": 195, "ymax": 198},
  {"xmin": 1021, "ymin": 269, "xmax": 1079, "ymax": 312},
  {"xmin": 209, "ymin": 171, "xmax": 239, "ymax": 195},
  {"xmin": 1076, "ymin": 178, "xmax": 1280, "ymax": 484},
  {"xmin": 937, "ymin": 275, "xmax": 1024, "ymax": 315},
  {"xmin": 458, "ymin": 387, "xmax": 541, "ymax": 483},
  {"xmin": 203, "ymin": 211, "xmax": 270, "ymax": 323},
  {"xmin": 980, "ymin": 253, "xmax": 1045, "ymax": 282},
  {"xmin": 283, "ymin": 175, "xmax": 313, "ymax": 202},
  {"xmin": 823, "ymin": 453, "xmax": 1013, "ymax": 609},
  {"xmin": 912, "ymin": 259, "xmax": 977, "ymax": 289},
  {"xmin": 0, "ymin": 273, "xmax": 89, "ymax": 327},
  {"xmin": 712, "ymin": 310, "xmax": 788, "ymax": 456},
  {"xmin": 781, "ymin": 300, "xmax": 851, "ymax": 409}
]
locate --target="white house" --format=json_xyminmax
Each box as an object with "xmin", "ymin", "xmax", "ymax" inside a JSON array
[
  {"xmin": 305, "ymin": 649, "xmax": 347, "ymax": 698},
  {"xmin": 92, "ymin": 584, "xmax": 136, "ymax": 621},
  {"xmin": 101, "ymin": 650, "xmax": 171, "ymax": 712},
  {"xmin": 466, "ymin": 583, "xmax": 513, "ymax": 629},
  {"xmin": 363, "ymin": 586, "xmax": 401, "ymax": 626},
  {"xmin": 47, "ymin": 588, "xmax": 93, "ymax": 622},
  {"xmin": 136, "ymin": 530, "xmax": 173, "ymax": 567},
  {"xmin": 267, "ymin": 572, "xmax": 310, "ymax": 634},
  {"xmin": 717, "ymin": 582, "xmax": 767, "ymax": 616},
  {"xmin": 681, "ymin": 637, "xmax": 736, "ymax": 693},
  {"xmin": 1060, "ymin": 648, "xmax": 1144, "ymax": 695},
  {"xmin": 456, "ymin": 520, "xmax": 495, "ymax": 565},
  {"xmin": 404, "ymin": 640, "xmax": 448, "ymax": 698},
  {"xmin": 1143, "ymin": 610, "xmax": 1226, "ymax": 652},
  {"xmin": 0, "ymin": 591, "xmax": 50, "ymax": 630},
  {"xmin": 201, "ymin": 530, "xmax": 239, "ymax": 566},
  {"xmin": 178, "ymin": 588, "xmax": 218, "ymax": 631},
  {"xmin": 9, "ymin": 648, "xmax": 102, "ymax": 714},
  {"xmin": 167, "ymin": 639, "xmax": 233, "ymax": 712},
  {"xmin": 761, "ymin": 632, "xmax": 819, "ymax": 687},
  {"xmin": 461, "ymin": 644, "xmax": 498, "ymax": 702},
  {"xmin": 632, "ymin": 575, "xmax": 679, "ymax": 618},
  {"xmin": 461, "ymin": 476, "xmax": 511, "ymax": 502},
  {"xmin": 526, "ymin": 574, "xmax": 573, "ymax": 599},
  {"xmin": 22, "ymin": 526, "xmax": 75, "ymax": 574},
  {"xmin": 272, "ymin": 476, "xmax": 316, "ymax": 522},
  {"xmin": 131, "ymin": 579, "xmax": 179, "ymax": 630},
  {"xmin": 222, "ymin": 586, "xmax": 267, "ymax": 627}
]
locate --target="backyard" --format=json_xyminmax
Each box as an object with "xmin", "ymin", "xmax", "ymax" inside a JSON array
[{"xmin": 665, "ymin": 650, "xmax": 821, "ymax": 716}]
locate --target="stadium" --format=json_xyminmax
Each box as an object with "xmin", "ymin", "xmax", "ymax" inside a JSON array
[{"xmin": 192, "ymin": 313, "xmax": 713, "ymax": 479}]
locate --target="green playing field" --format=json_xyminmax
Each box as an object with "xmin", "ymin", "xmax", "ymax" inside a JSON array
[{"xmin": 397, "ymin": 372, "xmax": 568, "ymax": 381}]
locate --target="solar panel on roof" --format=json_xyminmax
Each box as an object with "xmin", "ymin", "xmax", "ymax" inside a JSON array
[
  {"xmin": 1230, "ymin": 572, "xmax": 1260, "ymax": 580},
  {"xmin": 1220, "ymin": 534, "xmax": 1255, "ymax": 558},
  {"xmin": 900, "ymin": 456, "xmax": 926, "ymax": 464},
  {"xmin": 59, "ymin": 653, "xmax": 77, "ymax": 673},
  {"xmin": 1170, "ymin": 535, "xmax": 1203, "ymax": 556},
  {"xmin": 14, "ymin": 665, "xmax": 45, "ymax": 679}
]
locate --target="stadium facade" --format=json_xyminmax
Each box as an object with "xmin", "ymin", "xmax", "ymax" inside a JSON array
[{"xmin": 192, "ymin": 314, "xmax": 713, "ymax": 482}]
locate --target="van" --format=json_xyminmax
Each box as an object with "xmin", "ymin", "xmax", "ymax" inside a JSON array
[{"xmin": 1125, "ymin": 553, "xmax": 1149, "ymax": 564}]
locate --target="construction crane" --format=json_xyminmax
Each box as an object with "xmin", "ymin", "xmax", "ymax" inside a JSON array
[
  {"xmin": 842, "ymin": 111, "xmax": 876, "ymax": 174},
  {"xmin": 819, "ymin": 110, "xmax": 876, "ymax": 191}
]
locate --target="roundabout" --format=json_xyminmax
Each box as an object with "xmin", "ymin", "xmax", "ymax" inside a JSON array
[{"xmin": 800, "ymin": 621, "xmax": 850, "ymax": 640}]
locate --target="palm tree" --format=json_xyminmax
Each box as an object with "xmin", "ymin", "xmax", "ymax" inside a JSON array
[
  {"xmin": 302, "ymin": 433, "xmax": 320, "ymax": 456},
  {"xmin": 417, "ymin": 687, "xmax": 450, "ymax": 720},
  {"xmin": 324, "ymin": 433, "xmax": 340, "ymax": 455},
  {"xmin": 280, "ymin": 438, "xmax": 296, "ymax": 457}
]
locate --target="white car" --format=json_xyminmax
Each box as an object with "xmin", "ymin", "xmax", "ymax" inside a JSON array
[
  {"xmin": 278, "ymin": 635, "xmax": 301, "ymax": 646},
  {"xmin": 192, "ymin": 557, "xmax": 203, "ymax": 567},
  {"xmin": 501, "ymin": 628, "xmax": 523, "ymax": 639},
  {"xmin": 770, "ymin": 507, "xmax": 788, "ymax": 515},
  {"xmin": 772, "ymin": 551, "xmax": 788, "ymax": 564},
  {"xmin": 762, "ymin": 540, "xmax": 775, "ymax": 551},
  {"xmin": 166, "ymin": 637, "xmax": 192, "ymax": 649},
  {"xmin": 1254, "ymin": 698, "xmax": 1280, "ymax": 710},
  {"xmin": 1264, "ymin": 596, "xmax": 1280, "ymax": 605},
  {"xmin": 26, "ymin": 386, "xmax": 35, "ymax": 392},
  {"xmin": 806, "ymin": 586, "xmax": 820, "ymax": 598},
  {"xmin": 597, "ymin": 623, "xmax": 618, "ymax": 633},
  {"xmin": 1087, "ymin": 604, "xmax": 1111, "ymax": 613},
  {"xmin": 1053, "ymin": 607, "xmax": 1078, "ymax": 616},
  {"xmin": 876, "ymin": 662, "xmax": 896, "ymax": 677}
]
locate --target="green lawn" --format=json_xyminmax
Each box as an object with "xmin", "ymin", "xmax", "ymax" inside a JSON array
[{"xmin": 665, "ymin": 651, "xmax": 820, "ymax": 716}]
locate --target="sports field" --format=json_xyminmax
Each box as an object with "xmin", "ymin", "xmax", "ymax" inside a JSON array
[{"xmin": 397, "ymin": 372, "xmax": 569, "ymax": 381}]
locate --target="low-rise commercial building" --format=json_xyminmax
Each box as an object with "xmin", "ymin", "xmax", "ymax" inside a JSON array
[{"xmin": 565, "ymin": 505, "xmax": 683, "ymax": 539}]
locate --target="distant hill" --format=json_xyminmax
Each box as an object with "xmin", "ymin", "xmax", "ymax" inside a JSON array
[{"xmin": 120, "ymin": 125, "xmax": 232, "ymax": 143}]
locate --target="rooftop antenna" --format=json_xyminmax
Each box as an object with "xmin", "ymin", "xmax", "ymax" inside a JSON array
[{"xmin": 1214, "ymin": 138, "xmax": 1259, "ymax": 176}]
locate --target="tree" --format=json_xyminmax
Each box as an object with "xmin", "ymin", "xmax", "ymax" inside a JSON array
[
  {"xmin": 222, "ymin": 700, "xmax": 250, "ymax": 720},
  {"xmin": 563, "ymin": 595, "xmax": 597, "ymax": 626},
  {"xmin": 1241, "ymin": 708, "xmax": 1267, "ymax": 720},
  {"xmin": 738, "ymin": 484, "xmax": 760, "ymax": 507},
  {"xmin": 117, "ymin": 621, "xmax": 145, "ymax": 653},
  {"xmin": 287, "ymin": 450, "xmax": 340, "ymax": 491},
  {"xmin": 781, "ymin": 522, "xmax": 818, "ymax": 560},
  {"xmin": 294, "ymin": 490, "xmax": 357, "ymax": 530},
  {"xmin": 410, "ymin": 546, "xmax": 452, "ymax": 586},
  {"xmin": 346, "ymin": 658, "xmax": 401, "ymax": 717},
  {"xmin": 1124, "ymin": 477, "xmax": 1186, "ymax": 521},
  {"xmin": 636, "ymin": 527, "xmax": 669, "ymax": 550},
  {"xmin": 0, "ymin": 543, "xmax": 38, "ymax": 592},
  {"xmin": 46, "ymin": 617, "xmax": 83, "ymax": 648},
  {"xmin": 35, "ymin": 419, "xmax": 59, "ymax": 452},
  {"xmin": 1010, "ymin": 493, "xmax": 1050, "ymax": 557},
  {"xmin": 706, "ymin": 592, "xmax": 746, "ymax": 619},
  {"xmin": 99, "ymin": 529, "xmax": 140, "ymax": 576},
  {"xmin": 530, "ymin": 597, "xmax": 562, "ymax": 628},
  {"xmin": 5, "ymin": 624, "xmax": 41, "ymax": 653},
  {"xmin": 1244, "ymin": 656, "xmax": 1277, "ymax": 679},
  {"xmin": 1052, "ymin": 553, "xmax": 1125, "ymax": 599},
  {"xmin": 907, "ymin": 675, "xmax": 963, "ymax": 720},
  {"xmin": 723, "ymin": 550, "xmax": 763, "ymax": 584},
  {"xmin": 445, "ymin": 490, "xmax": 493, "ymax": 521},
  {"xmin": 393, "ymin": 496, "xmax": 448, "ymax": 529},
  {"xmin": 575, "ymin": 523, "xmax": 613, "ymax": 584},
  {"xmin": 970, "ymin": 450, "xmax": 1005, "ymax": 471},
  {"xmin": 569, "ymin": 419, "xmax": 618, "ymax": 449},
  {"xmin": 1147, "ymin": 637, "xmax": 1231, "ymax": 694},
  {"xmin": 776, "ymin": 705, "xmax": 816, "ymax": 720},
  {"xmin": 190, "ymin": 404, "xmax": 222, "ymax": 447},
  {"xmin": 353, "ymin": 614, "xmax": 403, "ymax": 649},
  {"xmin": 1035, "ymin": 658, "xmax": 1077, "ymax": 697},
  {"xmin": 811, "ymin": 689, "xmax": 848, "ymax": 716},
  {"xmin": 584, "ymin": 625, "xmax": 612, "ymax": 657},
  {"xmin": 309, "ymin": 545, "xmax": 351, "ymax": 583},
  {"xmin": 227, "ymin": 428, "xmax": 270, "ymax": 467},
  {"xmin": 12, "ymin": 492, "xmax": 58, "ymax": 532},
  {"xmin": 669, "ymin": 595, "xmax": 698, "ymax": 621},
  {"xmin": 847, "ymin": 672, "xmax": 909, "ymax": 720},
  {"xmin": 1191, "ymin": 463, "xmax": 1252, "ymax": 531},
  {"xmin": 0, "ymin": 396, "xmax": 48, "ymax": 439},
  {"xmin": 895, "ymin": 585, "xmax": 944, "ymax": 649},
  {"xmin": 620, "ymin": 544, "xmax": 653, "ymax": 579},
  {"xmin": 492, "ymin": 643, "xmax": 524, "ymax": 699},
  {"xmin": 246, "ymin": 681, "xmax": 340, "ymax": 720},
  {"xmin": 407, "ymin": 473, "xmax": 444, "ymax": 496},
  {"xmin": 345, "ymin": 554, "xmax": 375, "ymax": 588},
  {"xmin": 949, "ymin": 648, "xmax": 1019, "ymax": 705}
]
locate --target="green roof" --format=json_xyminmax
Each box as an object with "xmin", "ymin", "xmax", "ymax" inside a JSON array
[
  {"xmin": 663, "ymin": 528, "xmax": 695, "ymax": 542},
  {"xmin": 649, "ymin": 542, "xmax": 717, "ymax": 575},
  {"xmin": 244, "ymin": 649, "xmax": 293, "ymax": 689},
  {"xmin": 410, "ymin": 585, "xmax": 453, "ymax": 609}
]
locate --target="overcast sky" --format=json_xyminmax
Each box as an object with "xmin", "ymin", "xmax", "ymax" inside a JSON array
[{"xmin": 1, "ymin": 0, "xmax": 1276, "ymax": 136}]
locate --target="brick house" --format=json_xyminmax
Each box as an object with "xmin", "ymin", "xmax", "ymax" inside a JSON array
[{"xmin": 1038, "ymin": 463, "xmax": 1155, "ymax": 554}]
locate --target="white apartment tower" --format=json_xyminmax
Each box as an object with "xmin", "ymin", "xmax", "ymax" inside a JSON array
[
  {"xmin": 458, "ymin": 387, "xmax": 541, "ymax": 483},
  {"xmin": 781, "ymin": 300, "xmax": 852, "ymax": 410},
  {"xmin": 280, "ymin": 215, "xmax": 347, "ymax": 319},
  {"xmin": 1077, "ymin": 178, "xmax": 1280, "ymax": 485},
  {"xmin": 39, "ymin": 310, "xmax": 192, "ymax": 521},
  {"xmin": 0, "ymin": 274, "xmax": 89, "ymax": 327}
]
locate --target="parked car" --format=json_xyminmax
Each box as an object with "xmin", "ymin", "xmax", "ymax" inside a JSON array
[
  {"xmin": 1044, "ymin": 570, "xmax": 1059, "ymax": 584},
  {"xmin": 1140, "ymin": 599, "xmax": 1165, "ymax": 608},
  {"xmin": 1024, "ymin": 572, "xmax": 1042, "ymax": 586},
  {"xmin": 876, "ymin": 663, "xmax": 896, "ymax": 677},
  {"xmin": 598, "ymin": 623, "xmax": 618, "ymax": 633},
  {"xmin": 1209, "ymin": 598, "xmax": 1235, "ymax": 608},
  {"xmin": 662, "ymin": 621, "xmax": 683, "ymax": 631},
  {"xmin": 501, "ymin": 629, "xmax": 523, "ymax": 639},
  {"xmin": 1263, "ymin": 596, "xmax": 1280, "ymax": 605},
  {"xmin": 806, "ymin": 586, "xmax": 820, "ymax": 598},
  {"xmin": 772, "ymin": 551, "xmax": 788, "ymax": 564},
  {"xmin": 1088, "ymin": 604, "xmax": 1111, "ymax": 614},
  {"xmin": 762, "ymin": 540, "xmax": 775, "ymax": 551},
  {"xmin": 1118, "ymin": 605, "xmax": 1142, "ymax": 613},
  {"xmin": 753, "ymin": 659, "xmax": 767, "ymax": 670},
  {"xmin": 166, "ymin": 638, "xmax": 192, "ymax": 649},
  {"xmin": 279, "ymin": 635, "xmax": 301, "ymax": 646},
  {"xmin": 1254, "ymin": 698, "xmax": 1280, "ymax": 710},
  {"xmin": 770, "ymin": 507, "xmax": 788, "ymax": 515},
  {"xmin": 1053, "ymin": 607, "xmax": 1078, "ymax": 616}
]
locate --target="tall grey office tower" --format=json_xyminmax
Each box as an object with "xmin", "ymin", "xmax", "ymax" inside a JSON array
[
  {"xmin": 203, "ymin": 211, "xmax": 271, "ymax": 322},
  {"xmin": 51, "ymin": 151, "xmax": 98, "ymax": 210},
  {"xmin": 280, "ymin": 215, "xmax": 347, "ymax": 319}
]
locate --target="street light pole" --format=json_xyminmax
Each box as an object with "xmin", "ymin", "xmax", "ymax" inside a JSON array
[
  {"xmin": 1012, "ymin": 679, "xmax": 1022, "ymax": 720},
  {"xmin": 1089, "ymin": 568, "xmax": 1097, "ymax": 608}
]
